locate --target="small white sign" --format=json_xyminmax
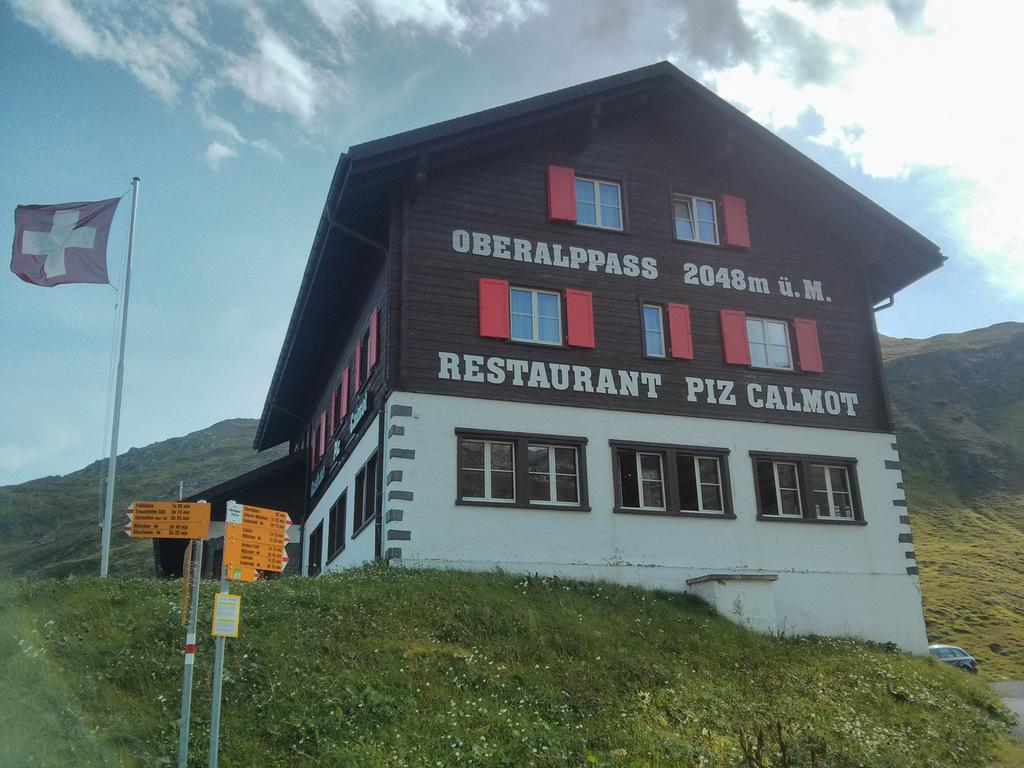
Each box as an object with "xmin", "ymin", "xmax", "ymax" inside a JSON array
[
  {"xmin": 212, "ymin": 593, "xmax": 241, "ymax": 638},
  {"xmin": 225, "ymin": 500, "xmax": 243, "ymax": 525}
]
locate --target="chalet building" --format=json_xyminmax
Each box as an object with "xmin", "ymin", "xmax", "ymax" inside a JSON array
[{"xmin": 252, "ymin": 62, "xmax": 943, "ymax": 651}]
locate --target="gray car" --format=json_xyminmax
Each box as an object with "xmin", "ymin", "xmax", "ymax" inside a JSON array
[{"xmin": 929, "ymin": 644, "xmax": 978, "ymax": 674}]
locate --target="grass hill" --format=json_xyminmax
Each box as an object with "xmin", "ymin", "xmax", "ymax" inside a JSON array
[
  {"xmin": 2, "ymin": 568, "xmax": 1020, "ymax": 768},
  {"xmin": 880, "ymin": 322, "xmax": 1024, "ymax": 679},
  {"xmin": 0, "ymin": 419, "xmax": 285, "ymax": 578}
]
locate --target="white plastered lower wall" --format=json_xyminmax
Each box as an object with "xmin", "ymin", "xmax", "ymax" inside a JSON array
[
  {"xmin": 377, "ymin": 391, "xmax": 927, "ymax": 652},
  {"xmin": 303, "ymin": 415, "xmax": 381, "ymax": 574}
]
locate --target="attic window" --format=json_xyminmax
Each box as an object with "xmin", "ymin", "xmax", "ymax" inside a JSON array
[{"xmin": 674, "ymin": 194, "xmax": 718, "ymax": 245}]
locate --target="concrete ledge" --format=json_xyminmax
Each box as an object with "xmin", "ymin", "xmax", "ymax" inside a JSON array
[
  {"xmin": 389, "ymin": 448, "xmax": 415, "ymax": 460},
  {"xmin": 686, "ymin": 573, "xmax": 779, "ymax": 585},
  {"xmin": 387, "ymin": 529, "xmax": 411, "ymax": 541},
  {"xmin": 387, "ymin": 470, "xmax": 404, "ymax": 484},
  {"xmin": 390, "ymin": 405, "xmax": 413, "ymax": 418},
  {"xmin": 386, "ymin": 509, "xmax": 404, "ymax": 523},
  {"xmin": 384, "ymin": 547, "xmax": 402, "ymax": 560},
  {"xmin": 885, "ymin": 459, "xmax": 901, "ymax": 470},
  {"xmin": 388, "ymin": 424, "xmax": 405, "ymax": 437},
  {"xmin": 388, "ymin": 490, "xmax": 414, "ymax": 501}
]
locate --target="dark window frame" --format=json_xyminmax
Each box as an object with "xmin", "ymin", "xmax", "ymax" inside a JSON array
[
  {"xmin": 749, "ymin": 451, "xmax": 865, "ymax": 525},
  {"xmin": 352, "ymin": 451, "xmax": 380, "ymax": 539},
  {"xmin": 307, "ymin": 521, "xmax": 324, "ymax": 576},
  {"xmin": 455, "ymin": 428, "xmax": 590, "ymax": 512},
  {"xmin": 327, "ymin": 490, "xmax": 347, "ymax": 562},
  {"xmin": 610, "ymin": 440, "xmax": 735, "ymax": 519}
]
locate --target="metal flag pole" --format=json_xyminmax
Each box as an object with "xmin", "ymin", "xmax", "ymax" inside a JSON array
[{"xmin": 100, "ymin": 176, "xmax": 140, "ymax": 578}]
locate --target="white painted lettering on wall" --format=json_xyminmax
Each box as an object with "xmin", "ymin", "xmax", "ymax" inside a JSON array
[
  {"xmin": 451, "ymin": 229, "xmax": 658, "ymax": 280},
  {"xmin": 682, "ymin": 262, "xmax": 832, "ymax": 304},
  {"xmin": 684, "ymin": 376, "xmax": 859, "ymax": 416},
  {"xmin": 439, "ymin": 352, "xmax": 662, "ymax": 398}
]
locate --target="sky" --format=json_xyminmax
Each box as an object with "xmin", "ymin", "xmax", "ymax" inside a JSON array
[{"xmin": 1, "ymin": 0, "xmax": 1022, "ymax": 486}]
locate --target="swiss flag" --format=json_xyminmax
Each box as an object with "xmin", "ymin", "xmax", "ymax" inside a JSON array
[{"xmin": 11, "ymin": 198, "xmax": 120, "ymax": 287}]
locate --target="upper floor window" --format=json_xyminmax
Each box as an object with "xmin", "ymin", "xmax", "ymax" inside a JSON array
[
  {"xmin": 746, "ymin": 317, "xmax": 793, "ymax": 370},
  {"xmin": 642, "ymin": 304, "xmax": 666, "ymax": 357},
  {"xmin": 511, "ymin": 287, "xmax": 562, "ymax": 345},
  {"xmin": 753, "ymin": 453, "xmax": 862, "ymax": 523},
  {"xmin": 575, "ymin": 178, "xmax": 623, "ymax": 230},
  {"xmin": 674, "ymin": 194, "xmax": 718, "ymax": 245}
]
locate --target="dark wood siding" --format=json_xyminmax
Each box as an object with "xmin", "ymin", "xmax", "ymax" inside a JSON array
[{"xmin": 394, "ymin": 106, "xmax": 890, "ymax": 433}]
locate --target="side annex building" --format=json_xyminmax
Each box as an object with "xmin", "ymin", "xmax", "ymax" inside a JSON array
[{"xmin": 252, "ymin": 63, "xmax": 944, "ymax": 651}]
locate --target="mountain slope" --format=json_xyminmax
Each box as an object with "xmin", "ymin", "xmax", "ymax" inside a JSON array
[
  {"xmin": 881, "ymin": 322, "xmax": 1024, "ymax": 678},
  {"xmin": 0, "ymin": 419, "xmax": 286, "ymax": 578}
]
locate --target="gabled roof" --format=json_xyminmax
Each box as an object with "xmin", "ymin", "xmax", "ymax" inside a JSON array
[{"xmin": 254, "ymin": 61, "xmax": 944, "ymax": 451}]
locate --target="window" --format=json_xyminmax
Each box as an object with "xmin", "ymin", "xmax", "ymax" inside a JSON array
[
  {"xmin": 753, "ymin": 453, "xmax": 862, "ymax": 523},
  {"xmin": 460, "ymin": 440, "xmax": 516, "ymax": 502},
  {"xmin": 353, "ymin": 452, "xmax": 379, "ymax": 536},
  {"xmin": 456, "ymin": 430, "xmax": 589, "ymax": 511},
  {"xmin": 510, "ymin": 287, "xmax": 562, "ymax": 345},
  {"xmin": 673, "ymin": 194, "xmax": 718, "ymax": 245},
  {"xmin": 527, "ymin": 444, "xmax": 580, "ymax": 505},
  {"xmin": 810, "ymin": 464, "xmax": 854, "ymax": 519},
  {"xmin": 307, "ymin": 522, "xmax": 323, "ymax": 576},
  {"xmin": 746, "ymin": 317, "xmax": 793, "ymax": 370},
  {"xmin": 613, "ymin": 443, "xmax": 732, "ymax": 517},
  {"xmin": 642, "ymin": 304, "xmax": 665, "ymax": 357},
  {"xmin": 677, "ymin": 455, "xmax": 724, "ymax": 513},
  {"xmin": 575, "ymin": 177, "xmax": 623, "ymax": 230},
  {"xmin": 327, "ymin": 491, "xmax": 347, "ymax": 561}
]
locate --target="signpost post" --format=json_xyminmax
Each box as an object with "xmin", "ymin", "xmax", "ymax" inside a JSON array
[
  {"xmin": 207, "ymin": 500, "xmax": 291, "ymax": 768},
  {"xmin": 176, "ymin": 537, "xmax": 203, "ymax": 768}
]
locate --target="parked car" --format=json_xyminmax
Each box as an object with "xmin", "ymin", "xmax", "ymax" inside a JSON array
[{"xmin": 929, "ymin": 644, "xmax": 978, "ymax": 673}]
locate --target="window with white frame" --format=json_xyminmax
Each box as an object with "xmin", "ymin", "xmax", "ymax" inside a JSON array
[
  {"xmin": 746, "ymin": 317, "xmax": 793, "ymax": 370},
  {"xmin": 459, "ymin": 440, "xmax": 515, "ymax": 502},
  {"xmin": 527, "ymin": 444, "xmax": 580, "ymax": 505},
  {"xmin": 616, "ymin": 448, "xmax": 666, "ymax": 510},
  {"xmin": 576, "ymin": 177, "xmax": 623, "ymax": 230},
  {"xmin": 676, "ymin": 454, "xmax": 724, "ymax": 513},
  {"xmin": 810, "ymin": 464, "xmax": 855, "ymax": 518},
  {"xmin": 756, "ymin": 460, "xmax": 803, "ymax": 517},
  {"xmin": 673, "ymin": 194, "xmax": 718, "ymax": 245},
  {"xmin": 642, "ymin": 304, "xmax": 665, "ymax": 357},
  {"xmin": 510, "ymin": 287, "xmax": 562, "ymax": 345}
]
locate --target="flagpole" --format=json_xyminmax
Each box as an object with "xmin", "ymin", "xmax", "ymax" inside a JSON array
[{"xmin": 100, "ymin": 177, "xmax": 140, "ymax": 578}]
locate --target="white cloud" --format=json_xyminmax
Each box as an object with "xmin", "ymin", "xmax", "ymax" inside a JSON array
[
  {"xmin": 672, "ymin": 0, "xmax": 1024, "ymax": 295},
  {"xmin": 204, "ymin": 141, "xmax": 238, "ymax": 169},
  {"xmin": 0, "ymin": 422, "xmax": 84, "ymax": 479}
]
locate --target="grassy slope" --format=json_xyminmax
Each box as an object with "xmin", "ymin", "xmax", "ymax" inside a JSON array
[
  {"xmin": 881, "ymin": 322, "xmax": 1024, "ymax": 680},
  {"xmin": 0, "ymin": 419, "xmax": 285, "ymax": 578},
  {"xmin": 1, "ymin": 568, "xmax": 1019, "ymax": 768}
]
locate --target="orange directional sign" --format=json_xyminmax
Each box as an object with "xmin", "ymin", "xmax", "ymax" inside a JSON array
[
  {"xmin": 235, "ymin": 504, "xmax": 292, "ymax": 531},
  {"xmin": 124, "ymin": 501, "xmax": 211, "ymax": 539},
  {"xmin": 226, "ymin": 565, "xmax": 257, "ymax": 583},
  {"xmin": 223, "ymin": 533, "xmax": 288, "ymax": 572}
]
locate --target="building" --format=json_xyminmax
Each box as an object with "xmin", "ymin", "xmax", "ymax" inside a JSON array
[{"xmin": 252, "ymin": 62, "xmax": 944, "ymax": 650}]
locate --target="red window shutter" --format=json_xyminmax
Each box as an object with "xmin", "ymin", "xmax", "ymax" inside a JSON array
[
  {"xmin": 310, "ymin": 424, "xmax": 318, "ymax": 470},
  {"xmin": 547, "ymin": 165, "xmax": 576, "ymax": 222},
  {"xmin": 478, "ymin": 278, "xmax": 511, "ymax": 339},
  {"xmin": 666, "ymin": 303, "xmax": 694, "ymax": 360},
  {"xmin": 339, "ymin": 369, "xmax": 349, "ymax": 419},
  {"xmin": 319, "ymin": 411, "xmax": 327, "ymax": 458},
  {"xmin": 565, "ymin": 289, "xmax": 595, "ymax": 348},
  {"xmin": 793, "ymin": 318, "xmax": 824, "ymax": 373},
  {"xmin": 367, "ymin": 307, "xmax": 379, "ymax": 369},
  {"xmin": 720, "ymin": 309, "xmax": 751, "ymax": 365},
  {"xmin": 721, "ymin": 195, "xmax": 750, "ymax": 249},
  {"xmin": 330, "ymin": 391, "xmax": 337, "ymax": 431},
  {"xmin": 354, "ymin": 346, "xmax": 362, "ymax": 393}
]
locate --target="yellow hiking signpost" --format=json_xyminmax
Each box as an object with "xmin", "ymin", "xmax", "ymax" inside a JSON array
[{"xmin": 124, "ymin": 501, "xmax": 211, "ymax": 539}]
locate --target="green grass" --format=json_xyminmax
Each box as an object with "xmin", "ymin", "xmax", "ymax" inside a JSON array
[{"xmin": 1, "ymin": 567, "xmax": 1017, "ymax": 767}]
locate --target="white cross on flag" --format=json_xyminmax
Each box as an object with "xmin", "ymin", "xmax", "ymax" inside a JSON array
[{"xmin": 11, "ymin": 197, "xmax": 121, "ymax": 287}]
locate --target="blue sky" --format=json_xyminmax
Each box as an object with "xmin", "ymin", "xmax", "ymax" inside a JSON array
[{"xmin": 2, "ymin": 0, "xmax": 1022, "ymax": 485}]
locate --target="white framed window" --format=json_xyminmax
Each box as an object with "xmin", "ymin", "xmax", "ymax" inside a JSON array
[
  {"xmin": 811, "ymin": 464, "xmax": 854, "ymax": 518},
  {"xmin": 746, "ymin": 317, "xmax": 793, "ymax": 370},
  {"xmin": 642, "ymin": 304, "xmax": 665, "ymax": 357},
  {"xmin": 527, "ymin": 444, "xmax": 580, "ymax": 505},
  {"xmin": 755, "ymin": 460, "xmax": 803, "ymax": 517},
  {"xmin": 510, "ymin": 287, "xmax": 562, "ymax": 345},
  {"xmin": 676, "ymin": 454, "xmax": 724, "ymax": 513},
  {"xmin": 576, "ymin": 177, "xmax": 623, "ymax": 230},
  {"xmin": 616, "ymin": 448, "xmax": 666, "ymax": 510},
  {"xmin": 459, "ymin": 440, "xmax": 515, "ymax": 502},
  {"xmin": 673, "ymin": 194, "xmax": 718, "ymax": 245}
]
